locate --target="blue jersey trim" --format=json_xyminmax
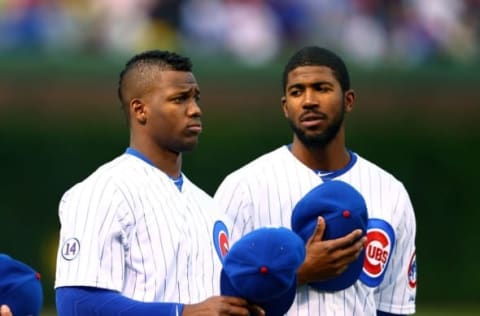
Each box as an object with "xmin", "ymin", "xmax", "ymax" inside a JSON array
[
  {"xmin": 377, "ymin": 311, "xmax": 405, "ymax": 316},
  {"xmin": 125, "ymin": 147, "xmax": 183, "ymax": 191},
  {"xmin": 286, "ymin": 144, "xmax": 357, "ymax": 181},
  {"xmin": 125, "ymin": 147, "xmax": 155, "ymax": 166}
]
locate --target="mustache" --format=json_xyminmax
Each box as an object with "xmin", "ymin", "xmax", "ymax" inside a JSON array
[{"xmin": 299, "ymin": 110, "xmax": 327, "ymax": 121}]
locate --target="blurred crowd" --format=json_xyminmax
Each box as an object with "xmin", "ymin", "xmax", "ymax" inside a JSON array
[{"xmin": 0, "ymin": 0, "xmax": 479, "ymax": 67}]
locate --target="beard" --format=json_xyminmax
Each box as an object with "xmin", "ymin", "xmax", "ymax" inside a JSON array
[{"xmin": 288, "ymin": 105, "xmax": 345, "ymax": 148}]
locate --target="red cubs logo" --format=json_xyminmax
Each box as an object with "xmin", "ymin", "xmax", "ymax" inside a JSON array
[
  {"xmin": 218, "ymin": 231, "xmax": 229, "ymax": 257},
  {"xmin": 360, "ymin": 218, "xmax": 395, "ymax": 287},
  {"xmin": 213, "ymin": 221, "xmax": 229, "ymax": 262},
  {"xmin": 363, "ymin": 228, "xmax": 392, "ymax": 277}
]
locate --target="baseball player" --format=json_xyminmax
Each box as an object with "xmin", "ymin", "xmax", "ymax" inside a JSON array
[
  {"xmin": 55, "ymin": 50, "xmax": 263, "ymax": 316},
  {"xmin": 214, "ymin": 46, "xmax": 417, "ymax": 315}
]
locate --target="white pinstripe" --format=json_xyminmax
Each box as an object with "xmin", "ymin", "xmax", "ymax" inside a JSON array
[
  {"xmin": 214, "ymin": 145, "xmax": 416, "ymax": 315},
  {"xmin": 55, "ymin": 153, "xmax": 226, "ymax": 303}
]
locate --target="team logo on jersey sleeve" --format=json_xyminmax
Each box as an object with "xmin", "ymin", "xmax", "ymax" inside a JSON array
[
  {"xmin": 213, "ymin": 221, "xmax": 229, "ymax": 262},
  {"xmin": 61, "ymin": 237, "xmax": 80, "ymax": 260},
  {"xmin": 407, "ymin": 251, "xmax": 417, "ymax": 289},
  {"xmin": 360, "ymin": 218, "xmax": 395, "ymax": 287}
]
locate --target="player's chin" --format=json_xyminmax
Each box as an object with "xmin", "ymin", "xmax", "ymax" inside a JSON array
[
  {"xmin": 302, "ymin": 128, "xmax": 325, "ymax": 139},
  {"xmin": 178, "ymin": 137, "xmax": 199, "ymax": 152}
]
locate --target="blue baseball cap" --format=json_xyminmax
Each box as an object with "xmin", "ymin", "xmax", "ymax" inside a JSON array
[
  {"xmin": 0, "ymin": 254, "xmax": 43, "ymax": 316},
  {"xmin": 220, "ymin": 227, "xmax": 306, "ymax": 316},
  {"xmin": 291, "ymin": 180, "xmax": 368, "ymax": 291}
]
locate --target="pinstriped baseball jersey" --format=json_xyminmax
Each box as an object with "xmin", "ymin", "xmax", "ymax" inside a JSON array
[
  {"xmin": 214, "ymin": 145, "xmax": 417, "ymax": 316},
  {"xmin": 55, "ymin": 152, "xmax": 229, "ymax": 304}
]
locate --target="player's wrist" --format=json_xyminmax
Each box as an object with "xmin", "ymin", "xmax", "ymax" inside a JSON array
[{"xmin": 296, "ymin": 262, "xmax": 311, "ymax": 286}]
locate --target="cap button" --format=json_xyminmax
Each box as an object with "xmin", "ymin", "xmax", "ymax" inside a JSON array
[
  {"xmin": 260, "ymin": 266, "xmax": 268, "ymax": 274},
  {"xmin": 342, "ymin": 210, "xmax": 350, "ymax": 218},
  {"xmin": 36, "ymin": 272, "xmax": 41, "ymax": 280}
]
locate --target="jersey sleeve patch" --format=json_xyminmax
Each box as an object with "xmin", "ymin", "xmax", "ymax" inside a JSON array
[
  {"xmin": 360, "ymin": 218, "xmax": 395, "ymax": 287},
  {"xmin": 61, "ymin": 237, "xmax": 81, "ymax": 261},
  {"xmin": 213, "ymin": 220, "xmax": 229, "ymax": 263}
]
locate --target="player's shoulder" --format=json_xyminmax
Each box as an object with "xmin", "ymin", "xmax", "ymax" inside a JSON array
[
  {"xmin": 61, "ymin": 154, "xmax": 133, "ymax": 197},
  {"xmin": 225, "ymin": 146, "xmax": 288, "ymax": 177},
  {"xmin": 353, "ymin": 153, "xmax": 406, "ymax": 189},
  {"xmin": 215, "ymin": 146, "xmax": 295, "ymax": 197}
]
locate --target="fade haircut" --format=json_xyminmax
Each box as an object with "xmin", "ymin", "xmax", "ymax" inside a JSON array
[
  {"xmin": 117, "ymin": 50, "xmax": 192, "ymax": 122},
  {"xmin": 282, "ymin": 46, "xmax": 350, "ymax": 93}
]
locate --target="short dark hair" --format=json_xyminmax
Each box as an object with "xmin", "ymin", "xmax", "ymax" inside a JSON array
[
  {"xmin": 282, "ymin": 46, "xmax": 350, "ymax": 92},
  {"xmin": 117, "ymin": 50, "xmax": 192, "ymax": 107}
]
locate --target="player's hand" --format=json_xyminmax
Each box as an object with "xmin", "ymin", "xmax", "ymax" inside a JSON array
[
  {"xmin": 297, "ymin": 216, "xmax": 366, "ymax": 285},
  {"xmin": 182, "ymin": 296, "xmax": 265, "ymax": 316},
  {"xmin": 0, "ymin": 305, "xmax": 12, "ymax": 316}
]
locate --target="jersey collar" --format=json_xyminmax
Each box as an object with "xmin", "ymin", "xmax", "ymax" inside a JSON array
[
  {"xmin": 125, "ymin": 147, "xmax": 184, "ymax": 191},
  {"xmin": 286, "ymin": 144, "xmax": 357, "ymax": 181}
]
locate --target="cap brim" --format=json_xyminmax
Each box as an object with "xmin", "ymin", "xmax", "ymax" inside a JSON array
[{"xmin": 221, "ymin": 269, "xmax": 297, "ymax": 316}]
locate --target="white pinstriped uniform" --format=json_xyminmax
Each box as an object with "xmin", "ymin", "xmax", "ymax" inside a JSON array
[
  {"xmin": 55, "ymin": 152, "xmax": 228, "ymax": 304},
  {"xmin": 214, "ymin": 146, "xmax": 417, "ymax": 316}
]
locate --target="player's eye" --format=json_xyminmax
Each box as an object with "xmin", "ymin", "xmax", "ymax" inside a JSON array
[
  {"xmin": 289, "ymin": 88, "xmax": 300, "ymax": 96},
  {"xmin": 172, "ymin": 95, "xmax": 187, "ymax": 103},
  {"xmin": 315, "ymin": 84, "xmax": 333, "ymax": 92}
]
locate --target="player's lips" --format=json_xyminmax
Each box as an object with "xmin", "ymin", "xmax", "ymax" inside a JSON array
[
  {"xmin": 187, "ymin": 123, "xmax": 202, "ymax": 134},
  {"xmin": 300, "ymin": 112, "xmax": 326, "ymax": 127}
]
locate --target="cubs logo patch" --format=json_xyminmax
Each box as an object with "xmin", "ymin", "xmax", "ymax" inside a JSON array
[
  {"xmin": 359, "ymin": 218, "xmax": 395, "ymax": 287},
  {"xmin": 213, "ymin": 221, "xmax": 229, "ymax": 262},
  {"xmin": 61, "ymin": 237, "xmax": 80, "ymax": 261},
  {"xmin": 407, "ymin": 251, "xmax": 417, "ymax": 289}
]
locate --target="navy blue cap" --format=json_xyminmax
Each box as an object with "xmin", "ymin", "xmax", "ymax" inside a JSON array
[
  {"xmin": 220, "ymin": 227, "xmax": 306, "ymax": 316},
  {"xmin": 291, "ymin": 180, "xmax": 368, "ymax": 291},
  {"xmin": 0, "ymin": 254, "xmax": 43, "ymax": 316}
]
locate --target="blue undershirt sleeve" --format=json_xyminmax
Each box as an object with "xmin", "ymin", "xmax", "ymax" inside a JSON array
[
  {"xmin": 377, "ymin": 311, "xmax": 405, "ymax": 316},
  {"xmin": 56, "ymin": 286, "xmax": 185, "ymax": 316}
]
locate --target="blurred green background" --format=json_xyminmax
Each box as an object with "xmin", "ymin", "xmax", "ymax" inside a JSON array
[{"xmin": 1, "ymin": 53, "xmax": 479, "ymax": 315}]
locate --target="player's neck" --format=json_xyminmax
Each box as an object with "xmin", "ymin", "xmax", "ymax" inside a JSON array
[
  {"xmin": 291, "ymin": 137, "xmax": 349, "ymax": 172},
  {"xmin": 129, "ymin": 141, "xmax": 182, "ymax": 178}
]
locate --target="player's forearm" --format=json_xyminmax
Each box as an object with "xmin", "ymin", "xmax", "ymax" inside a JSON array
[{"xmin": 56, "ymin": 286, "xmax": 183, "ymax": 316}]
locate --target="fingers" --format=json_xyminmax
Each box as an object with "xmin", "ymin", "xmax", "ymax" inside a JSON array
[
  {"xmin": 327, "ymin": 229, "xmax": 365, "ymax": 250},
  {"xmin": 220, "ymin": 296, "xmax": 259, "ymax": 316},
  {"xmin": 331, "ymin": 235, "xmax": 367, "ymax": 268},
  {"xmin": 0, "ymin": 305, "xmax": 12, "ymax": 316},
  {"xmin": 248, "ymin": 304, "xmax": 266, "ymax": 316},
  {"xmin": 299, "ymin": 223, "xmax": 368, "ymax": 285},
  {"xmin": 183, "ymin": 296, "xmax": 252, "ymax": 316},
  {"xmin": 307, "ymin": 216, "xmax": 325, "ymax": 244},
  {"xmin": 220, "ymin": 295, "xmax": 250, "ymax": 307},
  {"xmin": 220, "ymin": 297, "xmax": 265, "ymax": 316}
]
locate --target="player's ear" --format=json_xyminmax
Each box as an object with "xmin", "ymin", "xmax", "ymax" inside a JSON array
[
  {"xmin": 281, "ymin": 96, "xmax": 289, "ymax": 118},
  {"xmin": 344, "ymin": 89, "xmax": 355, "ymax": 113},
  {"xmin": 131, "ymin": 98, "xmax": 147, "ymax": 124}
]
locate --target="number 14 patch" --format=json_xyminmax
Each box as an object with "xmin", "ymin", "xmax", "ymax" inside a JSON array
[{"xmin": 61, "ymin": 237, "xmax": 81, "ymax": 261}]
